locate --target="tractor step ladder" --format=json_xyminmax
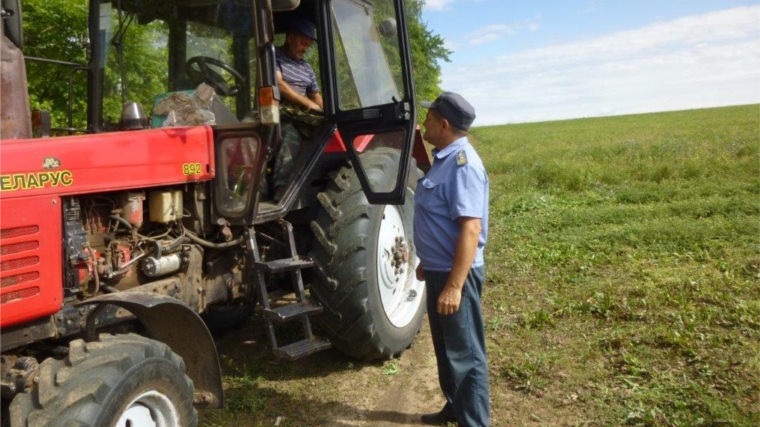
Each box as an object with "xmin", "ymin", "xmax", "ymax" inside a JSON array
[{"xmin": 244, "ymin": 221, "xmax": 331, "ymax": 361}]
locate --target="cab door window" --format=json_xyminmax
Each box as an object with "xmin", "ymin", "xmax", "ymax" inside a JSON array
[
  {"xmin": 331, "ymin": 0, "xmax": 405, "ymax": 110},
  {"xmin": 328, "ymin": 0, "xmax": 416, "ymax": 204}
]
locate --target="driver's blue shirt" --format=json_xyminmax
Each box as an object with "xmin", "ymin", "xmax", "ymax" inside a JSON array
[
  {"xmin": 413, "ymin": 136, "xmax": 489, "ymax": 272},
  {"xmin": 275, "ymin": 47, "xmax": 319, "ymax": 96}
]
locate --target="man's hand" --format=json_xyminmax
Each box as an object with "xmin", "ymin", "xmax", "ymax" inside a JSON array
[
  {"xmin": 435, "ymin": 217, "xmax": 480, "ymax": 316},
  {"xmin": 416, "ymin": 264, "xmax": 425, "ymax": 281},
  {"xmin": 308, "ymin": 91, "xmax": 324, "ymax": 111},
  {"xmin": 304, "ymin": 100, "xmax": 322, "ymax": 112},
  {"xmin": 437, "ymin": 284, "xmax": 462, "ymax": 316}
]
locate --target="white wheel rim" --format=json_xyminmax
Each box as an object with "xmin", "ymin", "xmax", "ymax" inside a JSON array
[
  {"xmin": 115, "ymin": 390, "xmax": 180, "ymax": 427},
  {"xmin": 377, "ymin": 203, "xmax": 425, "ymax": 328}
]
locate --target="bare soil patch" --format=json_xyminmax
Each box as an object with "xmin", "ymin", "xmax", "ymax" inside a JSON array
[{"xmin": 201, "ymin": 309, "xmax": 584, "ymax": 427}]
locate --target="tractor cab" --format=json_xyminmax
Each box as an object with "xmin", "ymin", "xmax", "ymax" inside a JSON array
[{"xmin": 6, "ymin": 0, "xmax": 417, "ymax": 216}]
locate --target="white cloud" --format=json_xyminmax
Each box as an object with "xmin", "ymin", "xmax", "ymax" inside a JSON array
[
  {"xmin": 443, "ymin": 37, "xmax": 460, "ymax": 53},
  {"xmin": 578, "ymin": 0, "xmax": 599, "ymax": 14},
  {"xmin": 466, "ymin": 18, "xmax": 541, "ymax": 46},
  {"xmin": 425, "ymin": 0, "xmax": 457, "ymax": 12},
  {"xmin": 441, "ymin": 6, "xmax": 760, "ymax": 125}
]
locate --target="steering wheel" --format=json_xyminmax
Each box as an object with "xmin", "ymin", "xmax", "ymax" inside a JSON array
[{"xmin": 185, "ymin": 56, "xmax": 246, "ymax": 97}]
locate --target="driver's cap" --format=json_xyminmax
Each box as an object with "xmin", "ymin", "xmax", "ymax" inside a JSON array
[{"xmin": 290, "ymin": 18, "xmax": 317, "ymax": 41}]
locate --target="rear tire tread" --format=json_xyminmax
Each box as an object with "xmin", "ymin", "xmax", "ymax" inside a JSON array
[{"xmin": 309, "ymin": 148, "xmax": 424, "ymax": 360}]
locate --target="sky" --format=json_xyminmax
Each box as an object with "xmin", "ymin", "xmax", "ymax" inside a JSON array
[{"xmin": 421, "ymin": 0, "xmax": 760, "ymax": 126}]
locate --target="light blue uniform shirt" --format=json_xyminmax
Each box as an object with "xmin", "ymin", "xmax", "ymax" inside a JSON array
[{"xmin": 413, "ymin": 136, "xmax": 489, "ymax": 272}]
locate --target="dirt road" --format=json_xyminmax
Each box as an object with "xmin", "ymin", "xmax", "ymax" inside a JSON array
[
  {"xmin": 323, "ymin": 323, "xmax": 444, "ymax": 427},
  {"xmin": 202, "ymin": 315, "xmax": 449, "ymax": 427}
]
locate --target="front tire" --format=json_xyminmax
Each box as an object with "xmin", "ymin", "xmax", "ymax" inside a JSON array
[
  {"xmin": 309, "ymin": 148, "xmax": 426, "ymax": 360},
  {"xmin": 10, "ymin": 334, "xmax": 197, "ymax": 427}
]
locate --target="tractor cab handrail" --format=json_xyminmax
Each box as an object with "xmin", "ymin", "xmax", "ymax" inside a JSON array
[
  {"xmin": 25, "ymin": 57, "xmax": 85, "ymax": 68},
  {"xmin": 25, "ymin": 57, "xmax": 89, "ymax": 135}
]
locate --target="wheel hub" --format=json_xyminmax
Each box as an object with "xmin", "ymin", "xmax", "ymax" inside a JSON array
[
  {"xmin": 391, "ymin": 237, "xmax": 409, "ymax": 275},
  {"xmin": 377, "ymin": 205, "xmax": 425, "ymax": 328},
  {"xmin": 115, "ymin": 390, "xmax": 180, "ymax": 427}
]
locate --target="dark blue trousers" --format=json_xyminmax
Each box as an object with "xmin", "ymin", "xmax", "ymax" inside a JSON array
[{"xmin": 425, "ymin": 267, "xmax": 490, "ymax": 427}]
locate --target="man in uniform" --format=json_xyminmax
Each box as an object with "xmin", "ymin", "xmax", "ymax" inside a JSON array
[
  {"xmin": 272, "ymin": 17, "xmax": 322, "ymax": 199},
  {"xmin": 413, "ymin": 92, "xmax": 491, "ymax": 427}
]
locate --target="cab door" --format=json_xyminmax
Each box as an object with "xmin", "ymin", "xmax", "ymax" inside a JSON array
[{"xmin": 319, "ymin": 0, "xmax": 416, "ymax": 204}]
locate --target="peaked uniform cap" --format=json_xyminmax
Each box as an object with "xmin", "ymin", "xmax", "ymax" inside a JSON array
[{"xmin": 421, "ymin": 91, "xmax": 476, "ymax": 131}]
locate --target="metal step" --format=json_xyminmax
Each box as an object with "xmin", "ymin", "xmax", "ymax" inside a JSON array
[
  {"xmin": 262, "ymin": 301, "xmax": 324, "ymax": 323},
  {"xmin": 254, "ymin": 256, "xmax": 314, "ymax": 273},
  {"xmin": 273, "ymin": 337, "xmax": 332, "ymax": 361}
]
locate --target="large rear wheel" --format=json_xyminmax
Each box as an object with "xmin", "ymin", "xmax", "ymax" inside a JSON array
[
  {"xmin": 9, "ymin": 334, "xmax": 197, "ymax": 427},
  {"xmin": 309, "ymin": 148, "xmax": 426, "ymax": 360}
]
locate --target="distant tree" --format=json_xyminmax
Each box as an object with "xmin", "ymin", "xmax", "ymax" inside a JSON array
[
  {"xmin": 22, "ymin": 0, "xmax": 89, "ymax": 130},
  {"xmin": 22, "ymin": 0, "xmax": 168, "ymax": 131},
  {"xmin": 405, "ymin": 0, "xmax": 451, "ymax": 123}
]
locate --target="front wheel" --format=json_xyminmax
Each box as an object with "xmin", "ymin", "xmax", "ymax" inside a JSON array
[
  {"xmin": 309, "ymin": 148, "xmax": 426, "ymax": 360},
  {"xmin": 9, "ymin": 334, "xmax": 197, "ymax": 427}
]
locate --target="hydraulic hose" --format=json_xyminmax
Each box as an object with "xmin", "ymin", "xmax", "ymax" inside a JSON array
[
  {"xmin": 185, "ymin": 231, "xmax": 244, "ymax": 249},
  {"xmin": 109, "ymin": 214, "xmax": 133, "ymax": 230}
]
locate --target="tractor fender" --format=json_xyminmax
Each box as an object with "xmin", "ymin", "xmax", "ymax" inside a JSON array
[
  {"xmin": 323, "ymin": 126, "xmax": 431, "ymax": 171},
  {"xmin": 75, "ymin": 292, "xmax": 223, "ymax": 409}
]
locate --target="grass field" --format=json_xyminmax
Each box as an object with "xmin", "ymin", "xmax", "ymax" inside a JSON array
[{"xmin": 472, "ymin": 104, "xmax": 759, "ymax": 426}]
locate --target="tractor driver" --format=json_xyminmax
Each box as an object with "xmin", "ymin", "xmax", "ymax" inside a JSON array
[
  {"xmin": 276, "ymin": 18, "xmax": 322, "ymax": 112},
  {"xmin": 271, "ymin": 17, "xmax": 323, "ymax": 200}
]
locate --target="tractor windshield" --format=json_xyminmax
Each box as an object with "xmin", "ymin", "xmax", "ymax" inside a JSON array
[
  {"xmin": 332, "ymin": 0, "xmax": 404, "ymax": 110},
  {"xmin": 96, "ymin": 0, "xmax": 257, "ymax": 129}
]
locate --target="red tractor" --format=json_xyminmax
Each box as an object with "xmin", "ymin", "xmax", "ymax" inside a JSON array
[{"xmin": 0, "ymin": 0, "xmax": 430, "ymax": 425}]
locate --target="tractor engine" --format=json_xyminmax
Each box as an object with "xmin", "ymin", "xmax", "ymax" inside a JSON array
[{"xmin": 62, "ymin": 188, "xmax": 209, "ymax": 299}]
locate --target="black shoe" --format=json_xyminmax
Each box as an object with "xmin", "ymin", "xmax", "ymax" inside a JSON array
[{"xmin": 421, "ymin": 410, "xmax": 457, "ymax": 425}]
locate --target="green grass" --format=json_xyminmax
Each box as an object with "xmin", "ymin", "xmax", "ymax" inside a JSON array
[{"xmin": 472, "ymin": 104, "xmax": 760, "ymax": 426}]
